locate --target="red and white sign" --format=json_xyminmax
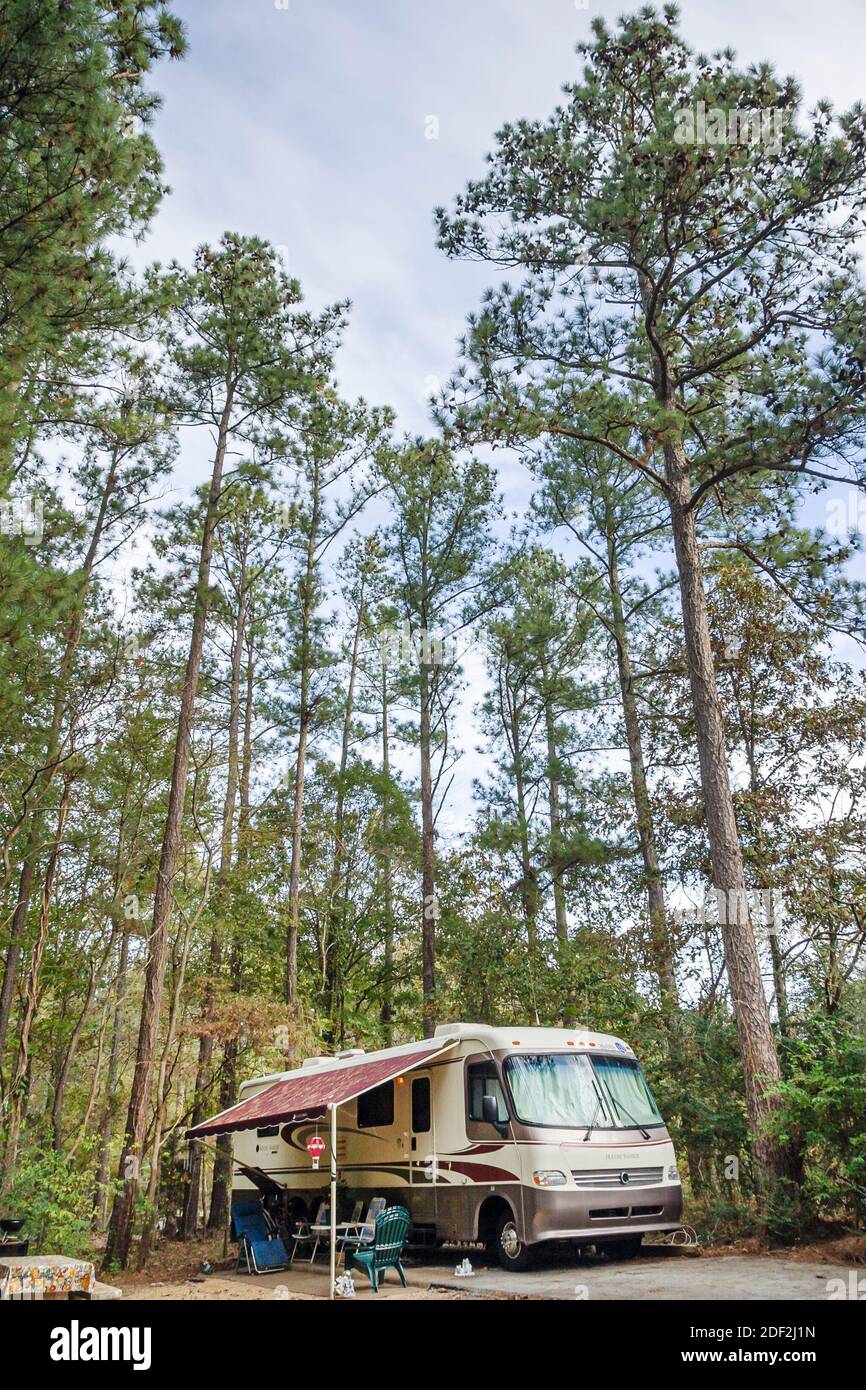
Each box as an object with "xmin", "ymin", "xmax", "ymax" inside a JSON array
[{"xmin": 306, "ymin": 1135, "xmax": 326, "ymax": 1169}]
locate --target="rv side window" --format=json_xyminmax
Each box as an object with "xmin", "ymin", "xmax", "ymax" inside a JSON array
[
  {"xmin": 467, "ymin": 1063, "xmax": 508, "ymax": 1123},
  {"xmin": 412, "ymin": 1077, "xmax": 431, "ymax": 1133},
  {"xmin": 357, "ymin": 1081, "xmax": 394, "ymax": 1129},
  {"xmin": 256, "ymin": 1126, "xmax": 278, "ymax": 1138}
]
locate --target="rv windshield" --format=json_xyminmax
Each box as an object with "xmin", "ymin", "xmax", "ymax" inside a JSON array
[{"xmin": 504, "ymin": 1053, "xmax": 663, "ymax": 1130}]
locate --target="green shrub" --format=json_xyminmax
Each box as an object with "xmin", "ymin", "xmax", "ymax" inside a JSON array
[
  {"xmin": 769, "ymin": 1007, "xmax": 866, "ymax": 1231},
  {"xmin": 7, "ymin": 1145, "xmax": 97, "ymax": 1260}
]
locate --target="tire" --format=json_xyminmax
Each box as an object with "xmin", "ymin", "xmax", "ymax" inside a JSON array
[
  {"xmin": 596, "ymin": 1235, "xmax": 642, "ymax": 1260},
  {"xmin": 491, "ymin": 1210, "xmax": 536, "ymax": 1272}
]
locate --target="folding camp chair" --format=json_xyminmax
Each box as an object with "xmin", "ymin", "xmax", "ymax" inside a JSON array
[
  {"xmin": 232, "ymin": 1199, "xmax": 290, "ymax": 1274},
  {"xmin": 289, "ymin": 1200, "xmax": 329, "ymax": 1264},
  {"xmin": 339, "ymin": 1196, "xmax": 387, "ymax": 1264},
  {"xmin": 334, "ymin": 1199, "xmax": 364, "ymax": 1267}
]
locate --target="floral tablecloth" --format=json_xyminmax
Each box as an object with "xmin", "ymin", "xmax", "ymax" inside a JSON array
[{"xmin": 0, "ymin": 1254, "xmax": 95, "ymax": 1300}]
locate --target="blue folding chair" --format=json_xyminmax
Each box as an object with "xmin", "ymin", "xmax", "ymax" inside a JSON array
[{"xmin": 233, "ymin": 1199, "xmax": 290, "ymax": 1274}]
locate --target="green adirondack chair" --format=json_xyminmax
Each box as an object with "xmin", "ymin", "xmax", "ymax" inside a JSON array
[{"xmin": 349, "ymin": 1205, "xmax": 411, "ymax": 1292}]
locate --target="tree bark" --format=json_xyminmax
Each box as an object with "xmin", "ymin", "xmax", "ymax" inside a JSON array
[
  {"xmin": 507, "ymin": 690, "xmax": 539, "ymax": 956},
  {"xmin": 206, "ymin": 962, "xmax": 239, "ymax": 1232},
  {"xmin": 0, "ymin": 857, "xmax": 35, "ymax": 1062},
  {"xmin": 138, "ymin": 909, "xmax": 194, "ymax": 1270},
  {"xmin": 540, "ymin": 670, "xmax": 568, "ymax": 955},
  {"xmin": 324, "ymin": 586, "xmax": 365, "ymax": 1042},
  {"xmin": 0, "ymin": 448, "xmax": 123, "ymax": 1055},
  {"xmin": 0, "ymin": 780, "xmax": 70, "ymax": 1188},
  {"xmin": 740, "ymin": 743, "xmax": 791, "ymax": 1043},
  {"xmin": 52, "ymin": 958, "xmax": 101, "ymax": 1151},
  {"xmin": 379, "ymin": 648, "xmax": 395, "ymax": 1045},
  {"xmin": 419, "ymin": 660, "xmax": 437, "ymax": 1038},
  {"xmin": 94, "ymin": 919, "xmax": 131, "ymax": 1231},
  {"xmin": 286, "ymin": 712, "xmax": 310, "ymax": 1009},
  {"xmin": 182, "ymin": 563, "xmax": 247, "ymax": 1237},
  {"xmin": 286, "ymin": 511, "xmax": 318, "ymax": 1010},
  {"xmin": 601, "ymin": 505, "xmax": 677, "ymax": 1015},
  {"xmin": 665, "ymin": 440, "xmax": 792, "ymax": 1190},
  {"xmin": 106, "ymin": 390, "xmax": 234, "ymax": 1269},
  {"xmin": 208, "ymin": 625, "xmax": 257, "ymax": 1228}
]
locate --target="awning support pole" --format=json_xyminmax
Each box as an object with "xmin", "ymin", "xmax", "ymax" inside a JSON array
[{"xmin": 329, "ymin": 1102, "xmax": 337, "ymax": 1300}]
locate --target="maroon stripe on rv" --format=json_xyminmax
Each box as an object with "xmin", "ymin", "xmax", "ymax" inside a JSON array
[
  {"xmin": 442, "ymin": 1160, "xmax": 516, "ymax": 1183},
  {"xmin": 453, "ymin": 1143, "xmax": 505, "ymax": 1155},
  {"xmin": 186, "ymin": 1040, "xmax": 453, "ymax": 1138}
]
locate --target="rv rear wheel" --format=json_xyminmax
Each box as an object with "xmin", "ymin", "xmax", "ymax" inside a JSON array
[
  {"xmin": 492, "ymin": 1211, "xmax": 535, "ymax": 1272},
  {"xmin": 596, "ymin": 1236, "xmax": 642, "ymax": 1260}
]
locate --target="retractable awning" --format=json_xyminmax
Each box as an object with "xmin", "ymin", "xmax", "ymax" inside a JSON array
[{"xmin": 186, "ymin": 1037, "xmax": 456, "ymax": 1139}]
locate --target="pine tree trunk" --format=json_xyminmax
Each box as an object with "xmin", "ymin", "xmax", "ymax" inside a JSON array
[
  {"xmin": 0, "ymin": 450, "xmax": 122, "ymax": 1055},
  {"xmin": 106, "ymin": 393, "xmax": 234, "ymax": 1269},
  {"xmin": 768, "ymin": 927, "xmax": 790, "ymax": 1039},
  {"xmin": 138, "ymin": 911, "xmax": 194, "ymax": 1270},
  {"xmin": 665, "ymin": 441, "xmax": 793, "ymax": 1192},
  {"xmin": 419, "ymin": 661, "xmax": 437, "ymax": 1037},
  {"xmin": 182, "ymin": 574, "xmax": 246, "ymax": 1236},
  {"xmin": 324, "ymin": 589, "xmax": 364, "ymax": 1039},
  {"xmin": 0, "ymin": 781, "xmax": 70, "ymax": 1189},
  {"xmin": 603, "ymin": 517, "xmax": 677, "ymax": 1014},
  {"xmin": 508, "ymin": 698, "xmax": 539, "ymax": 955},
  {"xmin": 740, "ymin": 746, "xmax": 791, "ymax": 1042},
  {"xmin": 52, "ymin": 960, "xmax": 100, "ymax": 1152},
  {"xmin": 209, "ymin": 626, "xmax": 256, "ymax": 1227},
  {"xmin": 286, "ymin": 520, "xmax": 317, "ymax": 1010},
  {"xmin": 93, "ymin": 781, "xmax": 135, "ymax": 1230},
  {"xmin": 94, "ymin": 920, "xmax": 131, "ymax": 1231},
  {"xmin": 180, "ymin": 939, "xmax": 219, "ymax": 1240},
  {"xmin": 380, "ymin": 651, "xmax": 395, "ymax": 1045},
  {"xmin": 286, "ymin": 710, "xmax": 310, "ymax": 1010},
  {"xmin": 541, "ymin": 673, "xmax": 568, "ymax": 954},
  {"xmin": 207, "ymin": 1005, "xmax": 238, "ymax": 1232},
  {"xmin": 0, "ymin": 857, "xmax": 35, "ymax": 1059}
]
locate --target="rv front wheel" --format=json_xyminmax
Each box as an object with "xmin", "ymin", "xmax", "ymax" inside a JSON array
[{"xmin": 492, "ymin": 1212, "xmax": 535, "ymax": 1272}]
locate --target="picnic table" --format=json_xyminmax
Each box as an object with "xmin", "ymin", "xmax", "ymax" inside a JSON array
[{"xmin": 0, "ymin": 1254, "xmax": 95, "ymax": 1301}]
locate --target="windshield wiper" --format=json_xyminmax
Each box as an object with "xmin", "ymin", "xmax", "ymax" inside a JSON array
[
  {"xmin": 583, "ymin": 1084, "xmax": 608, "ymax": 1142},
  {"xmin": 605, "ymin": 1095, "xmax": 651, "ymax": 1140}
]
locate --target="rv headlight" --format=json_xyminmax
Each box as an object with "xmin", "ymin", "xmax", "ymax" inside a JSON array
[
  {"xmin": 532, "ymin": 1169, "xmax": 568, "ymax": 1187},
  {"xmin": 667, "ymin": 1164, "xmax": 680, "ymax": 1182}
]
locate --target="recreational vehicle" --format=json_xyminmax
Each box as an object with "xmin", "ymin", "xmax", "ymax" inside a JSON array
[{"xmin": 194, "ymin": 1021, "xmax": 683, "ymax": 1270}]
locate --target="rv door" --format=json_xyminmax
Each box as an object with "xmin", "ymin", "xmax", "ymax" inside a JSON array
[{"xmin": 409, "ymin": 1072, "xmax": 436, "ymax": 1192}]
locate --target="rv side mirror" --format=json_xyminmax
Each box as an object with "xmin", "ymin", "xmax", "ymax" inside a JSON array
[{"xmin": 482, "ymin": 1094, "xmax": 505, "ymax": 1131}]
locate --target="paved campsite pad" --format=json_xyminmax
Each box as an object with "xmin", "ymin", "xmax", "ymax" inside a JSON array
[
  {"xmin": 122, "ymin": 1246, "xmax": 848, "ymax": 1301},
  {"xmin": 432, "ymin": 1251, "xmax": 846, "ymax": 1300}
]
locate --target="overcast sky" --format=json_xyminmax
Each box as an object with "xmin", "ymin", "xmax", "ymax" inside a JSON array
[
  {"xmin": 146, "ymin": 0, "xmax": 865, "ymax": 441},
  {"xmin": 135, "ymin": 0, "xmax": 866, "ymax": 831}
]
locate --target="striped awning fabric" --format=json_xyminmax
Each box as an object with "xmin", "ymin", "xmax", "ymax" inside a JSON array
[{"xmin": 186, "ymin": 1039, "xmax": 455, "ymax": 1138}]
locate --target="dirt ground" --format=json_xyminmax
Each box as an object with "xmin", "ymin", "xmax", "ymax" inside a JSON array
[
  {"xmin": 116, "ymin": 1234, "xmax": 465, "ymax": 1300},
  {"xmin": 111, "ymin": 1233, "xmax": 865, "ymax": 1302}
]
